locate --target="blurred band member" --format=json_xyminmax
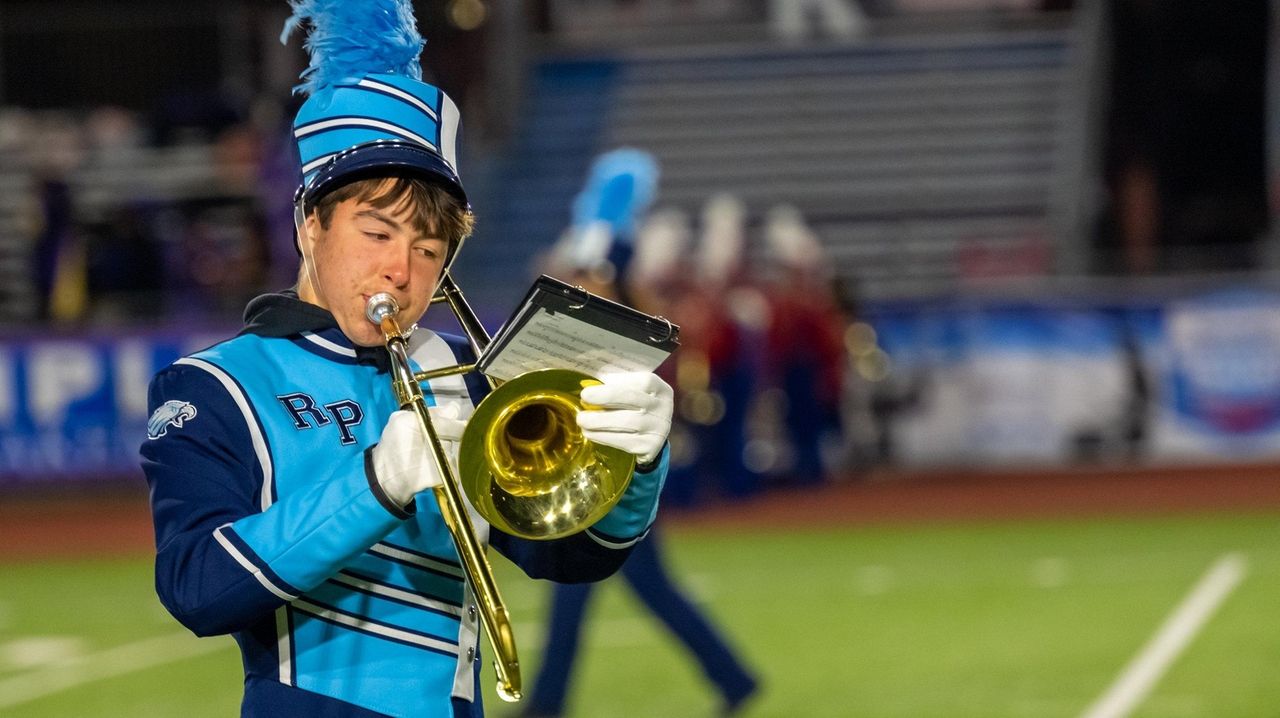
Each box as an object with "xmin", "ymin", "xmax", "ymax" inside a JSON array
[
  {"xmin": 761, "ymin": 204, "xmax": 846, "ymax": 486},
  {"xmin": 525, "ymin": 149, "xmax": 759, "ymax": 718}
]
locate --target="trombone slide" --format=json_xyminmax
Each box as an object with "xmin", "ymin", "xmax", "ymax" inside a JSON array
[{"xmin": 370, "ymin": 294, "xmax": 523, "ymax": 703}]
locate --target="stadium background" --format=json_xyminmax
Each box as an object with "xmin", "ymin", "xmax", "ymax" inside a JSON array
[{"xmin": 3, "ymin": 1, "xmax": 1280, "ymax": 716}]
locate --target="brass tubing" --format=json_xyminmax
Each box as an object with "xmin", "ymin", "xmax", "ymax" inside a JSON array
[
  {"xmin": 438, "ymin": 273, "xmax": 492, "ymax": 358},
  {"xmin": 414, "ymin": 363, "xmax": 478, "ymax": 383},
  {"xmin": 374, "ymin": 307, "xmax": 523, "ymax": 702}
]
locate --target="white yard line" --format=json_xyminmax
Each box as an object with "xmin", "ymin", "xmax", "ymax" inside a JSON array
[
  {"xmin": 1078, "ymin": 553, "xmax": 1247, "ymax": 718},
  {"xmin": 0, "ymin": 631, "xmax": 231, "ymax": 711}
]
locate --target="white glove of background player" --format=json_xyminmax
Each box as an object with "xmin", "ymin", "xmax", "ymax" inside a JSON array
[
  {"xmin": 372, "ymin": 403, "xmax": 466, "ymax": 508},
  {"xmin": 576, "ymin": 371, "xmax": 674, "ymax": 466}
]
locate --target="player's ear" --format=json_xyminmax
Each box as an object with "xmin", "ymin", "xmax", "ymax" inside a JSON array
[{"xmin": 303, "ymin": 211, "xmax": 322, "ymax": 241}]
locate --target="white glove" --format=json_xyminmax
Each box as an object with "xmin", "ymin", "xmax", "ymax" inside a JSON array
[
  {"xmin": 372, "ymin": 403, "xmax": 466, "ymax": 509},
  {"xmin": 576, "ymin": 372, "xmax": 674, "ymax": 466}
]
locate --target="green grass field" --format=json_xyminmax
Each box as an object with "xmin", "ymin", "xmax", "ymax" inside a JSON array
[{"xmin": 3, "ymin": 511, "xmax": 1279, "ymax": 717}]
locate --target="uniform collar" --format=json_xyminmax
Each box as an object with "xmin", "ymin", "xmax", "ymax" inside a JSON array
[{"xmin": 240, "ymin": 290, "xmax": 391, "ymax": 371}]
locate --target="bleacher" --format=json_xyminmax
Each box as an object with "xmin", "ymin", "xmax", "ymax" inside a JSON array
[
  {"xmin": 0, "ymin": 162, "xmax": 32, "ymax": 322},
  {"xmin": 449, "ymin": 59, "xmax": 624, "ymax": 317},
  {"xmin": 0, "ymin": 13, "xmax": 1081, "ymax": 323},
  {"xmin": 464, "ymin": 19, "xmax": 1077, "ymax": 308},
  {"xmin": 0, "ymin": 139, "xmax": 258, "ymax": 324}
]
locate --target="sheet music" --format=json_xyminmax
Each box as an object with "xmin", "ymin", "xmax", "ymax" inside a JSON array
[
  {"xmin": 477, "ymin": 275, "xmax": 679, "ymax": 382},
  {"xmin": 482, "ymin": 306, "xmax": 673, "ymax": 381}
]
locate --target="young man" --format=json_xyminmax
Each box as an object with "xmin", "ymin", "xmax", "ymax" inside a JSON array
[{"xmin": 140, "ymin": 2, "xmax": 673, "ymax": 716}]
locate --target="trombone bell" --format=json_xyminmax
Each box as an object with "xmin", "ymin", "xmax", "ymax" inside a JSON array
[{"xmin": 459, "ymin": 368, "xmax": 636, "ymax": 540}]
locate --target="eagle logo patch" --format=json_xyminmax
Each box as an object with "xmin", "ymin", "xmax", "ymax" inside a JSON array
[{"xmin": 147, "ymin": 400, "xmax": 198, "ymax": 440}]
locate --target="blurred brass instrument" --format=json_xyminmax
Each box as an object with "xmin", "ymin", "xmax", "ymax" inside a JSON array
[{"xmin": 365, "ymin": 274, "xmax": 635, "ymax": 703}]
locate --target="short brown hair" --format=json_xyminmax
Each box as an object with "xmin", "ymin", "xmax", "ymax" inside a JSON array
[{"xmin": 310, "ymin": 176, "xmax": 475, "ymax": 249}]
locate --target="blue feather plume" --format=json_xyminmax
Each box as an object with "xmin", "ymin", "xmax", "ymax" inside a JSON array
[
  {"xmin": 280, "ymin": 0, "xmax": 424, "ymax": 97},
  {"xmin": 571, "ymin": 149, "xmax": 660, "ymax": 245}
]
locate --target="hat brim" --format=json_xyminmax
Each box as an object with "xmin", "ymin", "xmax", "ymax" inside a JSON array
[{"xmin": 300, "ymin": 141, "xmax": 468, "ymax": 208}]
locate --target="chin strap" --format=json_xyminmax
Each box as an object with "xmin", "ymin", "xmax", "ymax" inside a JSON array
[{"xmin": 294, "ymin": 197, "xmax": 328, "ymax": 308}]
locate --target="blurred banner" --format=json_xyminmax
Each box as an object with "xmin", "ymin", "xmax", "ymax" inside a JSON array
[
  {"xmin": 869, "ymin": 288, "xmax": 1280, "ymax": 466},
  {"xmin": 4, "ymin": 288, "xmax": 1280, "ymax": 483},
  {"xmin": 0, "ymin": 328, "xmax": 232, "ymax": 482},
  {"xmin": 1158, "ymin": 290, "xmax": 1280, "ymax": 454}
]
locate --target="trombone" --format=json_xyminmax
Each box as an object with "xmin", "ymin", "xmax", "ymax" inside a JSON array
[{"xmin": 365, "ymin": 273, "xmax": 635, "ymax": 703}]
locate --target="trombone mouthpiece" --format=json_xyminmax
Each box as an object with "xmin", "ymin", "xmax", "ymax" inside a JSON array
[{"xmin": 365, "ymin": 293, "xmax": 399, "ymax": 324}]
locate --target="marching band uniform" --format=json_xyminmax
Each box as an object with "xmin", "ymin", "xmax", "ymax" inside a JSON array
[
  {"xmin": 141, "ymin": 2, "xmax": 671, "ymax": 715},
  {"xmin": 144, "ymin": 292, "xmax": 668, "ymax": 716}
]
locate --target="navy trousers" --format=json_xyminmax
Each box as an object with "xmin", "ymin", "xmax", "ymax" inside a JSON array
[{"xmin": 523, "ymin": 527, "xmax": 756, "ymax": 716}]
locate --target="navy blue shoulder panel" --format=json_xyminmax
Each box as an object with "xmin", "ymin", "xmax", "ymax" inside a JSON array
[{"xmin": 140, "ymin": 361, "xmax": 288, "ymax": 637}]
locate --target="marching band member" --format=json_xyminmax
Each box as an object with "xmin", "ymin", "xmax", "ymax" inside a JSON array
[
  {"xmin": 139, "ymin": 2, "xmax": 673, "ymax": 715},
  {"xmin": 522, "ymin": 149, "xmax": 759, "ymax": 718}
]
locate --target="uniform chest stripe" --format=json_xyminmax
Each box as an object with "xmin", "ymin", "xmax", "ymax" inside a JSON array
[
  {"xmin": 369, "ymin": 542, "xmax": 465, "ymax": 579},
  {"xmin": 330, "ymin": 571, "xmax": 464, "ymax": 618},
  {"xmin": 300, "ymin": 331, "xmax": 357, "ymax": 357},
  {"xmin": 293, "ymin": 599, "xmax": 460, "ymax": 657}
]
